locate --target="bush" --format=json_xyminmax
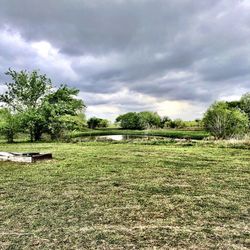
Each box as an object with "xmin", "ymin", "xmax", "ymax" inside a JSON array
[
  {"xmin": 240, "ymin": 92, "xmax": 250, "ymax": 122},
  {"xmin": 138, "ymin": 111, "xmax": 161, "ymax": 129},
  {"xmin": 0, "ymin": 109, "xmax": 20, "ymax": 143},
  {"xmin": 203, "ymin": 102, "xmax": 248, "ymax": 139},
  {"xmin": 87, "ymin": 117, "xmax": 109, "ymax": 129},
  {"xmin": 116, "ymin": 112, "xmax": 143, "ymax": 129},
  {"xmin": 116, "ymin": 111, "xmax": 161, "ymax": 130}
]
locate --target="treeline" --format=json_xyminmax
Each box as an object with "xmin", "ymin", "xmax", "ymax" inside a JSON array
[
  {"xmin": 115, "ymin": 94, "xmax": 250, "ymax": 139},
  {"xmin": 115, "ymin": 112, "xmax": 201, "ymax": 130}
]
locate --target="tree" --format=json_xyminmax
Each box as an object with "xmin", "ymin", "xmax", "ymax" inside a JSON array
[
  {"xmin": 116, "ymin": 112, "xmax": 143, "ymax": 129},
  {"xmin": 0, "ymin": 69, "xmax": 51, "ymax": 112},
  {"xmin": 42, "ymin": 85, "xmax": 85, "ymax": 139},
  {"xmin": 160, "ymin": 116, "xmax": 171, "ymax": 128},
  {"xmin": 116, "ymin": 111, "xmax": 161, "ymax": 130},
  {"xmin": 87, "ymin": 117, "xmax": 109, "ymax": 129},
  {"xmin": 138, "ymin": 111, "xmax": 161, "ymax": 129},
  {"xmin": 87, "ymin": 117, "xmax": 102, "ymax": 129},
  {"xmin": 0, "ymin": 69, "xmax": 52, "ymax": 141},
  {"xmin": 99, "ymin": 119, "xmax": 109, "ymax": 128},
  {"xmin": 203, "ymin": 102, "xmax": 248, "ymax": 139},
  {"xmin": 0, "ymin": 69, "xmax": 85, "ymax": 141}
]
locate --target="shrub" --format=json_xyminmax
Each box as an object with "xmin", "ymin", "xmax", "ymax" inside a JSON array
[
  {"xmin": 0, "ymin": 109, "xmax": 20, "ymax": 143},
  {"xmin": 87, "ymin": 117, "xmax": 110, "ymax": 129},
  {"xmin": 203, "ymin": 102, "xmax": 248, "ymax": 139}
]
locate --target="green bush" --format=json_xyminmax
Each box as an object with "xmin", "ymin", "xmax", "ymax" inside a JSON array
[
  {"xmin": 203, "ymin": 102, "xmax": 248, "ymax": 139},
  {"xmin": 0, "ymin": 109, "xmax": 20, "ymax": 143},
  {"xmin": 87, "ymin": 117, "xmax": 110, "ymax": 129}
]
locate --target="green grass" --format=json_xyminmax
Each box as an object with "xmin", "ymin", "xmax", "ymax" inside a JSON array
[
  {"xmin": 0, "ymin": 141, "xmax": 249, "ymax": 249},
  {"xmin": 70, "ymin": 128, "xmax": 209, "ymax": 140}
]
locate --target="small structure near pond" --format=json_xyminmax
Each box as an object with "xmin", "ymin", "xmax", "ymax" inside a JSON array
[{"xmin": 0, "ymin": 152, "xmax": 52, "ymax": 163}]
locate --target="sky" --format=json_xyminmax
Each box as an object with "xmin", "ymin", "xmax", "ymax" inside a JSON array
[{"xmin": 0, "ymin": 0, "xmax": 250, "ymax": 121}]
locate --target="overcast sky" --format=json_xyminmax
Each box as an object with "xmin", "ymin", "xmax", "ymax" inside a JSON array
[{"xmin": 0, "ymin": 0, "xmax": 250, "ymax": 120}]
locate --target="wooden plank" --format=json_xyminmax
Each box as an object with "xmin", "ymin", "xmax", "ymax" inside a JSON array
[
  {"xmin": 32, "ymin": 153, "xmax": 52, "ymax": 162},
  {"xmin": 0, "ymin": 155, "xmax": 33, "ymax": 163},
  {"xmin": 0, "ymin": 152, "xmax": 52, "ymax": 163}
]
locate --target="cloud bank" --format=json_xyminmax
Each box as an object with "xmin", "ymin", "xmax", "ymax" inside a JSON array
[{"xmin": 0, "ymin": 0, "xmax": 249, "ymax": 120}]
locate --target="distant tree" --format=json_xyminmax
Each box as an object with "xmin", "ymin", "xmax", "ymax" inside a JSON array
[
  {"xmin": 116, "ymin": 112, "xmax": 143, "ymax": 129},
  {"xmin": 99, "ymin": 119, "xmax": 109, "ymax": 128},
  {"xmin": 160, "ymin": 116, "xmax": 171, "ymax": 128},
  {"xmin": 172, "ymin": 119, "xmax": 186, "ymax": 129},
  {"xmin": 116, "ymin": 111, "xmax": 162, "ymax": 130},
  {"xmin": 87, "ymin": 117, "xmax": 109, "ymax": 129},
  {"xmin": 203, "ymin": 102, "xmax": 248, "ymax": 139},
  {"xmin": 138, "ymin": 111, "xmax": 161, "ymax": 129},
  {"xmin": 87, "ymin": 117, "xmax": 101, "ymax": 129}
]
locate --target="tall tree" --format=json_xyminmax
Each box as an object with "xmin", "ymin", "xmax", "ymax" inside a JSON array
[
  {"xmin": 0, "ymin": 69, "xmax": 51, "ymax": 112},
  {"xmin": 42, "ymin": 85, "xmax": 85, "ymax": 139},
  {"xmin": 0, "ymin": 69, "xmax": 52, "ymax": 141},
  {"xmin": 0, "ymin": 69, "xmax": 85, "ymax": 141}
]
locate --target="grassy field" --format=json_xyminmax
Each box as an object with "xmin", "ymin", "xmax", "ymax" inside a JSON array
[{"xmin": 0, "ymin": 141, "xmax": 249, "ymax": 249}]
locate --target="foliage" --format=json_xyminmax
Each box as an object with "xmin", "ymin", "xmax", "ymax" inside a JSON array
[
  {"xmin": 163, "ymin": 119, "xmax": 200, "ymax": 129},
  {"xmin": 87, "ymin": 117, "xmax": 109, "ymax": 129},
  {"xmin": 160, "ymin": 116, "xmax": 171, "ymax": 128},
  {"xmin": 138, "ymin": 111, "xmax": 161, "ymax": 129},
  {"xmin": 240, "ymin": 92, "xmax": 250, "ymax": 121},
  {"xmin": 116, "ymin": 111, "xmax": 161, "ymax": 130},
  {"xmin": 0, "ymin": 69, "xmax": 52, "ymax": 112},
  {"xmin": 59, "ymin": 114, "xmax": 86, "ymax": 131},
  {"xmin": 203, "ymin": 101, "xmax": 248, "ymax": 139},
  {"xmin": 116, "ymin": 112, "xmax": 143, "ymax": 129},
  {"xmin": 42, "ymin": 85, "xmax": 85, "ymax": 139},
  {"xmin": 0, "ymin": 108, "xmax": 20, "ymax": 143},
  {"xmin": 0, "ymin": 69, "xmax": 85, "ymax": 141}
]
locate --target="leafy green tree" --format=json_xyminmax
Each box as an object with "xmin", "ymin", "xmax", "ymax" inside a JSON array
[
  {"xmin": 87, "ymin": 117, "xmax": 109, "ymax": 129},
  {"xmin": 99, "ymin": 119, "xmax": 109, "ymax": 128},
  {"xmin": 203, "ymin": 102, "xmax": 248, "ymax": 139},
  {"xmin": 116, "ymin": 112, "xmax": 143, "ymax": 129},
  {"xmin": 0, "ymin": 69, "xmax": 51, "ymax": 141},
  {"xmin": 59, "ymin": 114, "xmax": 86, "ymax": 131},
  {"xmin": 0, "ymin": 108, "xmax": 20, "ymax": 143},
  {"xmin": 42, "ymin": 85, "xmax": 85, "ymax": 139},
  {"xmin": 0, "ymin": 69, "xmax": 51, "ymax": 112},
  {"xmin": 0, "ymin": 69, "xmax": 85, "ymax": 141},
  {"xmin": 138, "ymin": 111, "xmax": 161, "ymax": 129},
  {"xmin": 87, "ymin": 117, "xmax": 102, "ymax": 129},
  {"xmin": 160, "ymin": 116, "xmax": 171, "ymax": 128},
  {"xmin": 116, "ymin": 111, "xmax": 163, "ymax": 130}
]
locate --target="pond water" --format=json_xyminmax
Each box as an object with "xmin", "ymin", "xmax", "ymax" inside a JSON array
[{"xmin": 81, "ymin": 134, "xmax": 166, "ymax": 141}]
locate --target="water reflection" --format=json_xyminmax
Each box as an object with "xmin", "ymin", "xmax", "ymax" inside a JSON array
[{"xmin": 86, "ymin": 134, "xmax": 164, "ymax": 141}]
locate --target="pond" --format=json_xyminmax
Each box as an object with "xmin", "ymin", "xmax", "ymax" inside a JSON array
[{"xmin": 79, "ymin": 134, "xmax": 167, "ymax": 141}]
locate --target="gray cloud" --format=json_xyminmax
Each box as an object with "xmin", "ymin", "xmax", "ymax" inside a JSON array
[{"xmin": 0, "ymin": 0, "xmax": 250, "ymax": 119}]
